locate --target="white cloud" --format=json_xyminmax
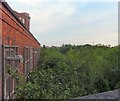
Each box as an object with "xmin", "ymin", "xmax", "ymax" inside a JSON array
[
  {"xmin": 4, "ymin": 1, "xmax": 118, "ymax": 46},
  {"xmin": 30, "ymin": 3, "xmax": 77, "ymax": 34},
  {"xmin": 30, "ymin": 2, "xmax": 117, "ymax": 46}
]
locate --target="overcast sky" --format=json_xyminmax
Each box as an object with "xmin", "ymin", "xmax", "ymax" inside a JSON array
[{"xmin": 5, "ymin": 0, "xmax": 118, "ymax": 46}]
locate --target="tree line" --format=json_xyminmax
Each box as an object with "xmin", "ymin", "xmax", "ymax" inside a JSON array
[{"xmin": 15, "ymin": 44, "xmax": 120, "ymax": 99}]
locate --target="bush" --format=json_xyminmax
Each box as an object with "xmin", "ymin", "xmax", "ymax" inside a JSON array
[{"xmin": 15, "ymin": 44, "xmax": 119, "ymax": 99}]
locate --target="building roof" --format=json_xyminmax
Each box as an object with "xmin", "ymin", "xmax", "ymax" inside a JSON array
[{"xmin": 1, "ymin": 1, "xmax": 41, "ymax": 46}]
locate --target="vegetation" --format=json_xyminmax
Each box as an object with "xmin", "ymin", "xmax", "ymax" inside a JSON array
[{"xmin": 15, "ymin": 44, "xmax": 119, "ymax": 99}]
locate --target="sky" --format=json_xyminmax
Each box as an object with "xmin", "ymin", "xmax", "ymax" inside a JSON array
[{"xmin": 5, "ymin": 0, "xmax": 118, "ymax": 46}]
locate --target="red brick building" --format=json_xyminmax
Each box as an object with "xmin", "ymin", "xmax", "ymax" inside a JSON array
[{"xmin": 0, "ymin": 1, "xmax": 41, "ymax": 100}]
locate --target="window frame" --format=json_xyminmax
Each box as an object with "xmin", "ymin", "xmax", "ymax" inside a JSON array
[
  {"xmin": 3, "ymin": 45, "xmax": 18, "ymax": 99},
  {"xmin": 24, "ymin": 46, "xmax": 30, "ymax": 76}
]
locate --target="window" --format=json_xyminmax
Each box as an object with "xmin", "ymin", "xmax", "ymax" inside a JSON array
[
  {"xmin": 4, "ymin": 46, "xmax": 18, "ymax": 74},
  {"xmin": 19, "ymin": 17, "xmax": 21, "ymax": 20},
  {"xmin": 24, "ymin": 47, "xmax": 30, "ymax": 75},
  {"xmin": 3, "ymin": 45, "xmax": 18, "ymax": 99},
  {"xmin": 24, "ymin": 47, "xmax": 34, "ymax": 75},
  {"xmin": 22, "ymin": 18, "xmax": 25, "ymax": 24},
  {"xmin": 4, "ymin": 75, "xmax": 15, "ymax": 99},
  {"xmin": 30, "ymin": 47, "xmax": 33, "ymax": 70},
  {"xmin": 33, "ymin": 48, "xmax": 39, "ymax": 68}
]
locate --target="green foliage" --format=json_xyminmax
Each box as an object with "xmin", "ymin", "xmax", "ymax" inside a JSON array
[
  {"xmin": 16, "ymin": 44, "xmax": 119, "ymax": 99},
  {"xmin": 6, "ymin": 64, "xmax": 14, "ymax": 74}
]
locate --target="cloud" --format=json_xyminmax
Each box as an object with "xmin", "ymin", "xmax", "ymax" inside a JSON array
[
  {"xmin": 4, "ymin": 1, "xmax": 118, "ymax": 46},
  {"xmin": 30, "ymin": 2, "xmax": 117, "ymax": 46},
  {"xmin": 16, "ymin": 0, "xmax": 37, "ymax": 4},
  {"xmin": 30, "ymin": 3, "xmax": 77, "ymax": 34}
]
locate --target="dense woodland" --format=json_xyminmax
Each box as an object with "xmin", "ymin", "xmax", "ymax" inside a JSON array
[{"xmin": 15, "ymin": 44, "xmax": 120, "ymax": 99}]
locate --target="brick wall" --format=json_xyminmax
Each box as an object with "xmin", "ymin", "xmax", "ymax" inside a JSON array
[
  {"xmin": 0, "ymin": 2, "xmax": 41, "ymax": 99},
  {"xmin": 1, "ymin": 3, "xmax": 40, "ymax": 73}
]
